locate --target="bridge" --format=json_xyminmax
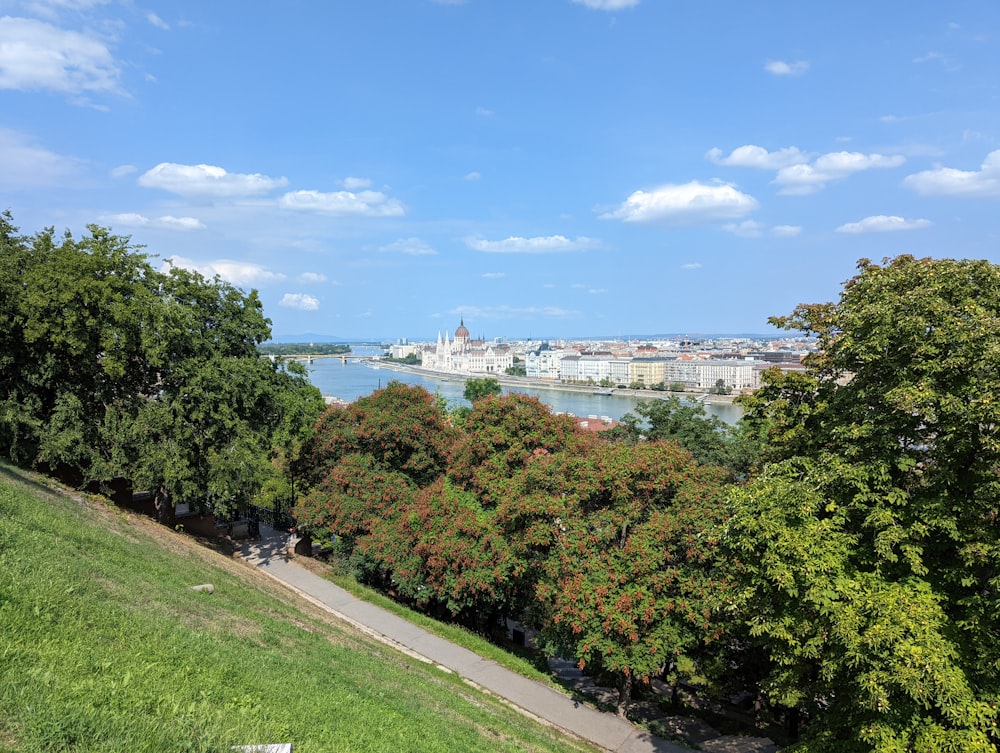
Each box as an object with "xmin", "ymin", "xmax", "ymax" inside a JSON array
[{"xmin": 265, "ymin": 353, "xmax": 384, "ymax": 365}]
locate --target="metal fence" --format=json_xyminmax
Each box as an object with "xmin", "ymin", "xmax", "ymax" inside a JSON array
[{"xmin": 233, "ymin": 502, "xmax": 296, "ymax": 533}]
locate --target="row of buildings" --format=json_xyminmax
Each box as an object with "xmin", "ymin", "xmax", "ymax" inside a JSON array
[{"xmin": 390, "ymin": 320, "xmax": 808, "ymax": 393}]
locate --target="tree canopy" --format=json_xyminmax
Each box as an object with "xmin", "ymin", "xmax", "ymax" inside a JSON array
[
  {"xmin": 728, "ymin": 255, "xmax": 1000, "ymax": 750},
  {"xmin": 0, "ymin": 212, "xmax": 324, "ymax": 519}
]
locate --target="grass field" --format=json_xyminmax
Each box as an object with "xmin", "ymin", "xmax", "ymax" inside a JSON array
[{"xmin": 0, "ymin": 464, "xmax": 597, "ymax": 753}]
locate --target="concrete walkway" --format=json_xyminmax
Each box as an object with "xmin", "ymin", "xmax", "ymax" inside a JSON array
[{"xmin": 238, "ymin": 525, "xmax": 691, "ymax": 753}]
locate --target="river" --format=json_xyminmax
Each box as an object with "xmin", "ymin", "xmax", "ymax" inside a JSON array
[{"xmin": 302, "ymin": 347, "xmax": 743, "ymax": 426}]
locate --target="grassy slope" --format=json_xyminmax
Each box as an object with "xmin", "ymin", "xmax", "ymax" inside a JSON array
[{"xmin": 0, "ymin": 465, "xmax": 596, "ymax": 753}]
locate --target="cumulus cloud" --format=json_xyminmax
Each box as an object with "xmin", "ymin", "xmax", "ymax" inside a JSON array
[
  {"xmin": 765, "ymin": 60, "xmax": 810, "ymax": 76},
  {"xmin": 774, "ymin": 151, "xmax": 905, "ymax": 195},
  {"xmin": 723, "ymin": 220, "xmax": 764, "ymax": 238},
  {"xmin": 570, "ymin": 0, "xmax": 641, "ymax": 9},
  {"xmin": 464, "ymin": 171, "xmax": 481, "ymax": 181},
  {"xmin": 298, "ymin": 272, "xmax": 327, "ymax": 283},
  {"xmin": 279, "ymin": 293, "xmax": 320, "ymax": 311},
  {"xmin": 601, "ymin": 181, "xmax": 758, "ymax": 223},
  {"xmin": 902, "ymin": 150, "xmax": 1000, "ymax": 197},
  {"xmin": 139, "ymin": 163, "xmax": 288, "ymax": 198},
  {"xmin": 0, "ymin": 127, "xmax": 85, "ymax": 188},
  {"xmin": 482, "ymin": 272, "xmax": 506, "ymax": 278},
  {"xmin": 0, "ymin": 17, "xmax": 121, "ymax": 95},
  {"xmin": 836, "ymin": 215, "xmax": 932, "ymax": 233},
  {"xmin": 453, "ymin": 304, "xmax": 581, "ymax": 319},
  {"xmin": 681, "ymin": 263, "xmax": 702, "ymax": 270},
  {"xmin": 163, "ymin": 256, "xmax": 285, "ymax": 286},
  {"xmin": 475, "ymin": 106, "xmax": 495, "ymax": 117},
  {"xmin": 707, "ymin": 144, "xmax": 809, "ymax": 169},
  {"xmin": 103, "ymin": 213, "xmax": 205, "ymax": 231},
  {"xmin": 341, "ymin": 176, "xmax": 372, "ymax": 190},
  {"xmin": 771, "ymin": 225, "xmax": 802, "ymax": 237},
  {"xmin": 279, "ymin": 189, "xmax": 405, "ymax": 217},
  {"xmin": 378, "ymin": 237, "xmax": 438, "ymax": 255},
  {"xmin": 465, "ymin": 235, "xmax": 599, "ymax": 253},
  {"xmin": 157, "ymin": 215, "xmax": 205, "ymax": 231}
]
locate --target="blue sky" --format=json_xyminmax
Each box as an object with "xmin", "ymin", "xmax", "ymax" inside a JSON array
[{"xmin": 2, "ymin": 1, "xmax": 998, "ymax": 340}]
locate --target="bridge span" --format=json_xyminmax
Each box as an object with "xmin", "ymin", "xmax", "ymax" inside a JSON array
[{"xmin": 265, "ymin": 353, "xmax": 384, "ymax": 365}]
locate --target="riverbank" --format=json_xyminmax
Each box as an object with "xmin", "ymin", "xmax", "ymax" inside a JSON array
[{"xmin": 374, "ymin": 361, "xmax": 739, "ymax": 405}]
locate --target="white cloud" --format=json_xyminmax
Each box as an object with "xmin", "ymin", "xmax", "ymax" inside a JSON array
[
  {"xmin": 0, "ymin": 126, "xmax": 84, "ymax": 188},
  {"xmin": 146, "ymin": 12, "xmax": 169, "ymax": 29},
  {"xmin": 453, "ymin": 304, "xmax": 581, "ymax": 319},
  {"xmin": 110, "ymin": 164, "xmax": 137, "ymax": 178},
  {"xmin": 0, "ymin": 17, "xmax": 121, "ymax": 95},
  {"xmin": 570, "ymin": 0, "xmax": 641, "ymax": 9},
  {"xmin": 464, "ymin": 171, "xmax": 481, "ymax": 181},
  {"xmin": 902, "ymin": 150, "xmax": 1000, "ymax": 197},
  {"xmin": 102, "ymin": 212, "xmax": 149, "ymax": 226},
  {"xmin": 341, "ymin": 176, "xmax": 372, "ymax": 190},
  {"xmin": 163, "ymin": 256, "xmax": 284, "ymax": 286},
  {"xmin": 836, "ymin": 215, "xmax": 932, "ymax": 233},
  {"xmin": 101, "ymin": 213, "xmax": 204, "ymax": 230},
  {"xmin": 601, "ymin": 181, "xmax": 758, "ymax": 223},
  {"xmin": 771, "ymin": 224, "xmax": 802, "ymax": 237},
  {"xmin": 588, "ymin": 288, "xmax": 607, "ymax": 294},
  {"xmin": 379, "ymin": 237, "xmax": 438, "ymax": 255},
  {"xmin": 279, "ymin": 293, "xmax": 320, "ymax": 311},
  {"xmin": 475, "ymin": 106, "xmax": 495, "ymax": 117},
  {"xmin": 774, "ymin": 151, "xmax": 905, "ymax": 194},
  {"xmin": 765, "ymin": 60, "xmax": 810, "ymax": 76},
  {"xmin": 681, "ymin": 263, "xmax": 702, "ymax": 270},
  {"xmin": 465, "ymin": 235, "xmax": 599, "ymax": 253},
  {"xmin": 707, "ymin": 144, "xmax": 809, "ymax": 169},
  {"xmin": 723, "ymin": 220, "xmax": 764, "ymax": 238},
  {"xmin": 279, "ymin": 189, "xmax": 405, "ymax": 217},
  {"xmin": 157, "ymin": 215, "xmax": 205, "ymax": 231},
  {"xmin": 139, "ymin": 163, "xmax": 288, "ymax": 198},
  {"xmin": 482, "ymin": 272, "xmax": 506, "ymax": 279},
  {"xmin": 298, "ymin": 272, "xmax": 327, "ymax": 283}
]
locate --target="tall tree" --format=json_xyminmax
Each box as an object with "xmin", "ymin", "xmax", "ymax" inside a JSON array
[
  {"xmin": 537, "ymin": 441, "xmax": 731, "ymax": 718},
  {"xmin": 727, "ymin": 256, "xmax": 1000, "ymax": 750},
  {"xmin": 0, "ymin": 215, "xmax": 322, "ymax": 520},
  {"xmin": 608, "ymin": 395, "xmax": 750, "ymax": 473}
]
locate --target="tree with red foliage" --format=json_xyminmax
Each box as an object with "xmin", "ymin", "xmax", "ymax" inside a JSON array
[
  {"xmin": 536, "ymin": 441, "xmax": 730, "ymax": 718},
  {"xmin": 449, "ymin": 392, "xmax": 588, "ymax": 507},
  {"xmin": 297, "ymin": 381, "xmax": 456, "ymax": 489}
]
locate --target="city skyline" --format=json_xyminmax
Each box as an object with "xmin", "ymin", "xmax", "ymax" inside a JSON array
[{"xmin": 2, "ymin": 2, "xmax": 999, "ymax": 339}]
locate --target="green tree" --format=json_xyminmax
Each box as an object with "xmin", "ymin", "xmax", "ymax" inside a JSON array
[
  {"xmin": 607, "ymin": 395, "xmax": 748, "ymax": 473},
  {"xmin": 727, "ymin": 256, "xmax": 1000, "ymax": 750},
  {"xmin": 0, "ymin": 215, "xmax": 323, "ymax": 521},
  {"xmin": 463, "ymin": 377, "xmax": 502, "ymax": 403}
]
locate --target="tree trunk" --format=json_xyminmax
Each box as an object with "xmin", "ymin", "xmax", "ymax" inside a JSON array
[
  {"xmin": 616, "ymin": 673, "xmax": 633, "ymax": 718},
  {"xmin": 154, "ymin": 485, "xmax": 175, "ymax": 526}
]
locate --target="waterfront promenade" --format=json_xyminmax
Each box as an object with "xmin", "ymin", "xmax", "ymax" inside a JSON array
[{"xmin": 375, "ymin": 361, "xmax": 739, "ymax": 406}]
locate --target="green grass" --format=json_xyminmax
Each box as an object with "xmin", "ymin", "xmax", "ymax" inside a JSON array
[
  {"xmin": 0, "ymin": 465, "xmax": 597, "ymax": 753},
  {"xmin": 314, "ymin": 565, "xmax": 555, "ymax": 687}
]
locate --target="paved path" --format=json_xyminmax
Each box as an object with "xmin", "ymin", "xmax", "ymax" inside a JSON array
[{"xmin": 238, "ymin": 526, "xmax": 691, "ymax": 753}]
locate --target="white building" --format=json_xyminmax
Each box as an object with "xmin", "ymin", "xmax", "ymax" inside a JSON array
[
  {"xmin": 421, "ymin": 319, "xmax": 514, "ymax": 375},
  {"xmin": 524, "ymin": 343, "xmax": 569, "ymax": 380}
]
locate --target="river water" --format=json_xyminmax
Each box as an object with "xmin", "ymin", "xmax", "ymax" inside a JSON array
[{"xmin": 303, "ymin": 348, "xmax": 743, "ymax": 426}]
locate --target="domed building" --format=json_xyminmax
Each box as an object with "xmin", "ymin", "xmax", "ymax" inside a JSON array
[
  {"xmin": 420, "ymin": 319, "xmax": 514, "ymax": 375},
  {"xmin": 454, "ymin": 318, "xmax": 470, "ymax": 347}
]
